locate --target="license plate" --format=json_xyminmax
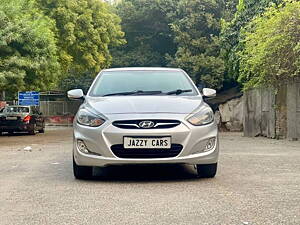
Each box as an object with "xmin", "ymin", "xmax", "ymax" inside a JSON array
[
  {"xmin": 123, "ymin": 137, "xmax": 171, "ymax": 149},
  {"xmin": 6, "ymin": 117, "xmax": 17, "ymax": 120}
]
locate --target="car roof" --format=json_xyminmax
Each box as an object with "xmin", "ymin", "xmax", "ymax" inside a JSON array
[
  {"xmin": 6, "ymin": 105, "xmax": 30, "ymax": 107},
  {"xmin": 102, "ymin": 67, "xmax": 183, "ymax": 72}
]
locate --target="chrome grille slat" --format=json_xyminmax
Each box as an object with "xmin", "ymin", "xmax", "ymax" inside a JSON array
[
  {"xmin": 154, "ymin": 123, "xmax": 179, "ymax": 127},
  {"xmin": 112, "ymin": 120, "xmax": 181, "ymax": 129},
  {"xmin": 114, "ymin": 123, "xmax": 140, "ymax": 128}
]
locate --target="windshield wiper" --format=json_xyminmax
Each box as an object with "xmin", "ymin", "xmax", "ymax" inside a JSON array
[
  {"xmin": 103, "ymin": 90, "xmax": 162, "ymax": 97},
  {"xmin": 166, "ymin": 89, "xmax": 193, "ymax": 95}
]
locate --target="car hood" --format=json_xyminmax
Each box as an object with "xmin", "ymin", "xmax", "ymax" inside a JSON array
[{"xmin": 85, "ymin": 96, "xmax": 203, "ymax": 115}]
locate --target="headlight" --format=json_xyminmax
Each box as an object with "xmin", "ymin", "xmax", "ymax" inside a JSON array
[
  {"xmin": 77, "ymin": 109, "xmax": 105, "ymax": 127},
  {"xmin": 187, "ymin": 108, "xmax": 214, "ymax": 126}
]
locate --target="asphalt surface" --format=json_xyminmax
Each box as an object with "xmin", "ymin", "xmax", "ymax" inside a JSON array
[{"xmin": 0, "ymin": 128, "xmax": 299, "ymax": 225}]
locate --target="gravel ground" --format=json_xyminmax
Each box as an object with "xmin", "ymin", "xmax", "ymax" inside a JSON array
[{"xmin": 0, "ymin": 128, "xmax": 299, "ymax": 225}]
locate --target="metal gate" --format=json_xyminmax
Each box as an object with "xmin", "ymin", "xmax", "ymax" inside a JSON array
[{"xmin": 39, "ymin": 101, "xmax": 81, "ymax": 116}]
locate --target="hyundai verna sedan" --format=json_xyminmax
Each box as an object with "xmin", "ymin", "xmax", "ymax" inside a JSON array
[{"xmin": 68, "ymin": 68, "xmax": 219, "ymax": 179}]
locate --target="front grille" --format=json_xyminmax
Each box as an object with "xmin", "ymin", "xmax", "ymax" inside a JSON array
[
  {"xmin": 111, "ymin": 144, "xmax": 183, "ymax": 158},
  {"xmin": 112, "ymin": 120, "xmax": 181, "ymax": 129}
]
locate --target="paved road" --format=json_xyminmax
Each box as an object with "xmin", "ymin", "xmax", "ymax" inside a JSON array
[{"xmin": 0, "ymin": 128, "xmax": 299, "ymax": 225}]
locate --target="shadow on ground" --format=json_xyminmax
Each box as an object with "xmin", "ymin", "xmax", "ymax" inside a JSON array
[
  {"xmin": 0, "ymin": 132, "xmax": 32, "ymax": 137},
  {"xmin": 85, "ymin": 164, "xmax": 202, "ymax": 182}
]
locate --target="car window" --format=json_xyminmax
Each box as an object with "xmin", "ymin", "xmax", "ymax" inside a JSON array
[
  {"xmin": 89, "ymin": 71, "xmax": 198, "ymax": 97},
  {"xmin": 5, "ymin": 107, "xmax": 30, "ymax": 113}
]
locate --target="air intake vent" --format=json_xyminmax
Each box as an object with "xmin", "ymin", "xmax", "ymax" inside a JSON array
[
  {"xmin": 112, "ymin": 120, "xmax": 181, "ymax": 129},
  {"xmin": 111, "ymin": 144, "xmax": 183, "ymax": 158}
]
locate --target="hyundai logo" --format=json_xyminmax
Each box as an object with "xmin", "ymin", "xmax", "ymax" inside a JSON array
[{"xmin": 139, "ymin": 121, "xmax": 155, "ymax": 129}]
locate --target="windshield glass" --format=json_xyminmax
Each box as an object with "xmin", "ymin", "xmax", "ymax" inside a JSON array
[
  {"xmin": 4, "ymin": 107, "xmax": 30, "ymax": 113},
  {"xmin": 89, "ymin": 71, "xmax": 198, "ymax": 97}
]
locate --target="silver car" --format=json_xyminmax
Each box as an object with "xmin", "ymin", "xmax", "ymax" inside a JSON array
[{"xmin": 68, "ymin": 68, "xmax": 219, "ymax": 179}]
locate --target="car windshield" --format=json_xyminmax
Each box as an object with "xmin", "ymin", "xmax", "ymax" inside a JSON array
[
  {"xmin": 5, "ymin": 107, "xmax": 30, "ymax": 113},
  {"xmin": 89, "ymin": 70, "xmax": 198, "ymax": 97}
]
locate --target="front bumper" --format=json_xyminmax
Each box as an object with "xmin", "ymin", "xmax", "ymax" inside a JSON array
[{"xmin": 73, "ymin": 113, "xmax": 219, "ymax": 167}]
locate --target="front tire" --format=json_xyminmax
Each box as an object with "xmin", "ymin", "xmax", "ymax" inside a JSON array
[
  {"xmin": 196, "ymin": 163, "xmax": 217, "ymax": 178},
  {"xmin": 73, "ymin": 158, "xmax": 93, "ymax": 180}
]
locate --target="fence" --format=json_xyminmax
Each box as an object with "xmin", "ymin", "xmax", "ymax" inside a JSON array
[
  {"xmin": 39, "ymin": 101, "xmax": 81, "ymax": 126},
  {"xmin": 40, "ymin": 101, "xmax": 81, "ymax": 116}
]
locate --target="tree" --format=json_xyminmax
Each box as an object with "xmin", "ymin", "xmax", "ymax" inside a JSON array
[
  {"xmin": 0, "ymin": 0, "xmax": 60, "ymax": 98},
  {"xmin": 111, "ymin": 0, "xmax": 178, "ymax": 67},
  {"xmin": 223, "ymin": 0, "xmax": 239, "ymax": 21},
  {"xmin": 168, "ymin": 0, "xmax": 225, "ymax": 89},
  {"xmin": 238, "ymin": 1, "xmax": 300, "ymax": 89},
  {"xmin": 38, "ymin": 0, "xmax": 125, "ymax": 78},
  {"xmin": 221, "ymin": 0, "xmax": 283, "ymax": 82}
]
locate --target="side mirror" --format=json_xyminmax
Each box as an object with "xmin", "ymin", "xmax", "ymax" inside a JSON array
[
  {"xmin": 202, "ymin": 88, "xmax": 216, "ymax": 98},
  {"xmin": 67, "ymin": 89, "xmax": 84, "ymax": 100}
]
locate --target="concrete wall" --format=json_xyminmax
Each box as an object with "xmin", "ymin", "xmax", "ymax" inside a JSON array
[
  {"xmin": 44, "ymin": 115, "xmax": 75, "ymax": 126},
  {"xmin": 276, "ymin": 86, "xmax": 287, "ymax": 139},
  {"xmin": 287, "ymin": 81, "xmax": 300, "ymax": 140},
  {"xmin": 243, "ymin": 88, "xmax": 276, "ymax": 138},
  {"xmin": 219, "ymin": 97, "xmax": 243, "ymax": 132},
  {"xmin": 244, "ymin": 81, "xmax": 300, "ymax": 140}
]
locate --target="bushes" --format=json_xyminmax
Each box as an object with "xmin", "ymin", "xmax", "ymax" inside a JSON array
[
  {"xmin": 0, "ymin": 0, "xmax": 59, "ymax": 98},
  {"xmin": 0, "ymin": 0, "xmax": 125, "ymax": 96},
  {"xmin": 239, "ymin": 1, "xmax": 300, "ymax": 89}
]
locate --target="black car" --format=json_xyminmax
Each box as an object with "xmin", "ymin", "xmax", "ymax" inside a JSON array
[{"xmin": 0, "ymin": 105, "xmax": 45, "ymax": 135}]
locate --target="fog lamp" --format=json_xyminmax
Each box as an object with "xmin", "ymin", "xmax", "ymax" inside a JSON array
[
  {"xmin": 77, "ymin": 140, "xmax": 89, "ymax": 154},
  {"xmin": 204, "ymin": 138, "xmax": 216, "ymax": 152}
]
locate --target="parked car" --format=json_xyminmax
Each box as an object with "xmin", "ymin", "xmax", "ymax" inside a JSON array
[
  {"xmin": 0, "ymin": 105, "xmax": 45, "ymax": 135},
  {"xmin": 68, "ymin": 67, "xmax": 219, "ymax": 179}
]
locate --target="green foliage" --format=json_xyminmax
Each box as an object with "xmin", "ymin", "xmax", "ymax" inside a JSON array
[
  {"xmin": 59, "ymin": 71, "xmax": 94, "ymax": 94},
  {"xmin": 0, "ymin": 0, "xmax": 60, "ymax": 98},
  {"xmin": 113, "ymin": 0, "xmax": 232, "ymax": 90},
  {"xmin": 3, "ymin": 0, "xmax": 297, "ymax": 95},
  {"xmin": 238, "ymin": 1, "xmax": 300, "ymax": 89},
  {"xmin": 38, "ymin": 0, "xmax": 125, "ymax": 76},
  {"xmin": 168, "ymin": 0, "xmax": 225, "ymax": 89},
  {"xmin": 223, "ymin": 0, "xmax": 239, "ymax": 21},
  {"xmin": 221, "ymin": 0, "xmax": 283, "ymax": 81},
  {"xmin": 111, "ymin": 0, "xmax": 178, "ymax": 67}
]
